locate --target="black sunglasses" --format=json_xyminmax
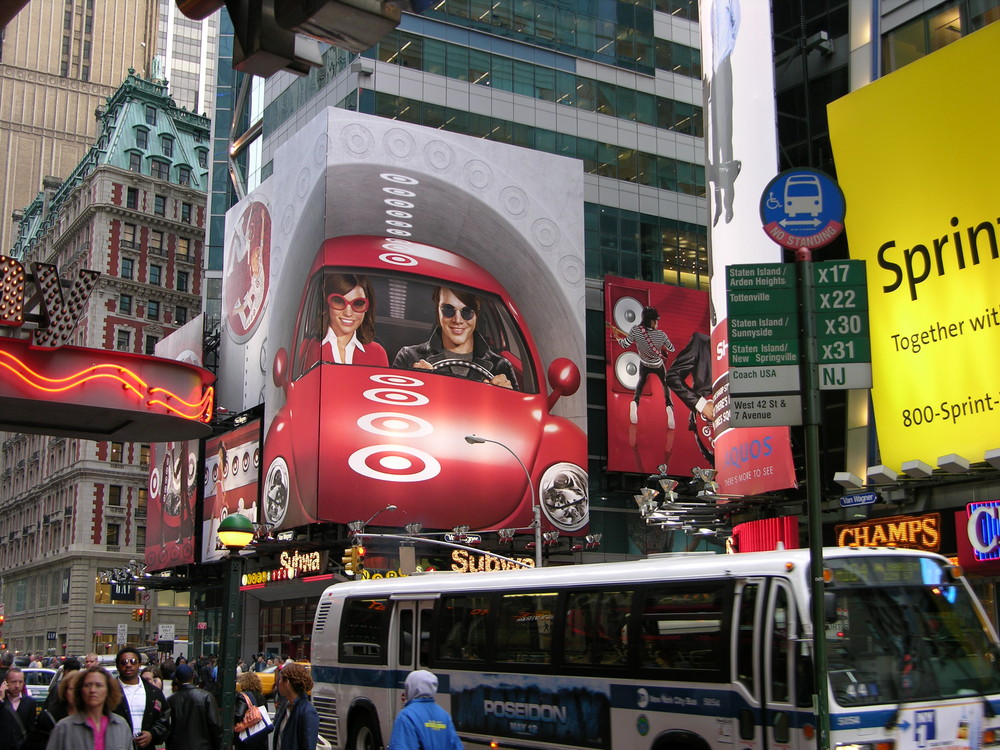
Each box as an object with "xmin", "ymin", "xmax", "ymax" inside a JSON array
[{"xmin": 440, "ymin": 303, "xmax": 475, "ymax": 321}]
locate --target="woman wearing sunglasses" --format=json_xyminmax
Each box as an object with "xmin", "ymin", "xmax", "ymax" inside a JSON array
[
  {"xmin": 306, "ymin": 273, "xmax": 388, "ymax": 367},
  {"xmin": 393, "ymin": 286, "xmax": 516, "ymax": 389}
]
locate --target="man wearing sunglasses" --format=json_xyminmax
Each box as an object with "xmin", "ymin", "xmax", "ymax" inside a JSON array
[
  {"xmin": 113, "ymin": 647, "xmax": 171, "ymax": 749},
  {"xmin": 393, "ymin": 287, "xmax": 516, "ymax": 389}
]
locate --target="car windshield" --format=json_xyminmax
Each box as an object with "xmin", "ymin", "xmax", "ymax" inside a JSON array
[
  {"xmin": 825, "ymin": 556, "xmax": 1000, "ymax": 705},
  {"xmin": 291, "ymin": 270, "xmax": 538, "ymax": 392}
]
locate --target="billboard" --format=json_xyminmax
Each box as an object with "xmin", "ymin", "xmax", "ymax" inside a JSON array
[
  {"xmin": 700, "ymin": 0, "xmax": 796, "ymax": 495},
  {"xmin": 146, "ymin": 440, "xmax": 199, "ymax": 571},
  {"xmin": 604, "ymin": 276, "xmax": 712, "ymax": 475},
  {"xmin": 218, "ymin": 110, "xmax": 588, "ymax": 538},
  {"xmin": 828, "ymin": 22, "xmax": 1000, "ymax": 470},
  {"xmin": 202, "ymin": 419, "xmax": 263, "ymax": 563}
]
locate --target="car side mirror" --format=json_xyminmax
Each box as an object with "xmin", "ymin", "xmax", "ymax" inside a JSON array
[
  {"xmin": 546, "ymin": 357, "xmax": 581, "ymax": 409},
  {"xmin": 273, "ymin": 347, "xmax": 289, "ymax": 391}
]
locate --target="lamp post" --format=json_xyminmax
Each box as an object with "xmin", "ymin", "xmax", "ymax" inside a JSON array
[
  {"xmin": 217, "ymin": 514, "xmax": 254, "ymax": 750},
  {"xmin": 464, "ymin": 435, "xmax": 542, "ymax": 567}
]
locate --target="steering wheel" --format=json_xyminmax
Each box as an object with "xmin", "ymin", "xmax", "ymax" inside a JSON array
[{"xmin": 430, "ymin": 358, "xmax": 495, "ymax": 383}]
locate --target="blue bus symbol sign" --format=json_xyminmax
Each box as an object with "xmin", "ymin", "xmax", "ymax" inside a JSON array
[{"xmin": 760, "ymin": 168, "xmax": 845, "ymax": 249}]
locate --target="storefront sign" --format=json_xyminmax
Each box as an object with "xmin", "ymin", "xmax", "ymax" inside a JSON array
[
  {"xmin": 242, "ymin": 549, "xmax": 327, "ymax": 586},
  {"xmin": 836, "ymin": 513, "xmax": 940, "ymax": 551},
  {"xmin": 450, "ymin": 549, "xmax": 534, "ymax": 573},
  {"xmin": 966, "ymin": 500, "xmax": 1000, "ymax": 560}
]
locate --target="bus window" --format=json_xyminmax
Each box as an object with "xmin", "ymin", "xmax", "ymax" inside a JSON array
[
  {"xmin": 495, "ymin": 592, "xmax": 558, "ymax": 665},
  {"xmin": 769, "ymin": 584, "xmax": 791, "ymax": 703},
  {"xmin": 563, "ymin": 589, "xmax": 633, "ymax": 667},
  {"xmin": 339, "ymin": 597, "xmax": 390, "ymax": 664},
  {"xmin": 735, "ymin": 583, "xmax": 759, "ymax": 692},
  {"xmin": 640, "ymin": 583, "xmax": 731, "ymax": 680},
  {"xmin": 398, "ymin": 609, "xmax": 413, "ymax": 667},
  {"xmin": 437, "ymin": 594, "xmax": 490, "ymax": 662}
]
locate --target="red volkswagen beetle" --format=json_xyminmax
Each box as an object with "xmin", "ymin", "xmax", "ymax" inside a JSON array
[{"xmin": 260, "ymin": 236, "xmax": 588, "ymax": 536}]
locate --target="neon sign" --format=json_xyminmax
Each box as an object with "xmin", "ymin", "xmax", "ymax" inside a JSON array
[
  {"xmin": 0, "ymin": 254, "xmax": 100, "ymax": 348},
  {"xmin": 967, "ymin": 500, "xmax": 1000, "ymax": 560},
  {"xmin": 836, "ymin": 513, "xmax": 940, "ymax": 551}
]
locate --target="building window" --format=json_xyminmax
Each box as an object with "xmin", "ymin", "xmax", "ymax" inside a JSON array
[
  {"xmin": 149, "ymin": 264, "xmax": 162, "ymax": 286},
  {"xmin": 151, "ymin": 160, "xmax": 169, "ymax": 180},
  {"xmin": 129, "ymin": 152, "xmax": 142, "ymax": 172},
  {"xmin": 147, "ymin": 300, "xmax": 160, "ymax": 321},
  {"xmin": 116, "ymin": 329, "xmax": 131, "ymax": 351},
  {"xmin": 137, "ymin": 526, "xmax": 146, "ymax": 550},
  {"xmin": 119, "ymin": 294, "xmax": 133, "ymax": 314},
  {"xmin": 122, "ymin": 223, "xmax": 136, "ymax": 248},
  {"xmin": 138, "ymin": 488, "xmax": 147, "ymax": 512},
  {"xmin": 109, "ymin": 485, "xmax": 122, "ymax": 506},
  {"xmin": 149, "ymin": 230, "xmax": 163, "ymax": 254},
  {"xmin": 145, "ymin": 105, "xmax": 157, "ymax": 126},
  {"xmin": 181, "ymin": 203, "xmax": 192, "ymax": 224},
  {"xmin": 177, "ymin": 270, "xmax": 189, "ymax": 292},
  {"xmin": 175, "ymin": 306, "xmax": 188, "ymax": 325},
  {"xmin": 121, "ymin": 257, "xmax": 134, "ymax": 279},
  {"xmin": 154, "ymin": 195, "xmax": 166, "ymax": 216},
  {"xmin": 110, "ymin": 442, "xmax": 124, "ymax": 463},
  {"xmin": 178, "ymin": 166, "xmax": 191, "ymax": 186},
  {"xmin": 161, "ymin": 136, "xmax": 174, "ymax": 157},
  {"xmin": 882, "ymin": 5, "xmax": 963, "ymax": 74},
  {"xmin": 197, "ymin": 149, "xmax": 208, "ymax": 168},
  {"xmin": 140, "ymin": 444, "xmax": 150, "ymax": 468},
  {"xmin": 177, "ymin": 237, "xmax": 190, "ymax": 260},
  {"xmin": 126, "ymin": 187, "xmax": 138, "ymax": 209},
  {"xmin": 136, "ymin": 129, "xmax": 148, "ymax": 150},
  {"xmin": 106, "ymin": 523, "xmax": 120, "ymax": 548},
  {"xmin": 145, "ymin": 334, "xmax": 158, "ymax": 355}
]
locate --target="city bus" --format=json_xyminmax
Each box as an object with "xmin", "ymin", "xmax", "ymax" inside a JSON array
[{"xmin": 310, "ymin": 546, "xmax": 1000, "ymax": 750}]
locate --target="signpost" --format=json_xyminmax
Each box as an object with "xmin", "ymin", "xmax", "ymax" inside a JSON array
[
  {"xmin": 839, "ymin": 491, "xmax": 878, "ymax": 509},
  {"xmin": 117, "ymin": 623, "xmax": 128, "ymax": 645},
  {"xmin": 158, "ymin": 623, "xmax": 175, "ymax": 641}
]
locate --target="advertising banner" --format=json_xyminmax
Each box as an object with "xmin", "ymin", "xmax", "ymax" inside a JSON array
[
  {"xmin": 699, "ymin": 0, "xmax": 796, "ymax": 495},
  {"xmin": 828, "ymin": 22, "xmax": 1000, "ymax": 470},
  {"xmin": 604, "ymin": 276, "xmax": 712, "ymax": 475},
  {"xmin": 202, "ymin": 420, "xmax": 262, "ymax": 563},
  {"xmin": 146, "ymin": 439, "xmax": 199, "ymax": 571},
  {"xmin": 218, "ymin": 110, "xmax": 588, "ymax": 537}
]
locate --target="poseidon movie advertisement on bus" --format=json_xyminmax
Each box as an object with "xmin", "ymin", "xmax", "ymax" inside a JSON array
[
  {"xmin": 829, "ymin": 21, "xmax": 1000, "ymax": 471},
  {"xmin": 699, "ymin": 0, "xmax": 796, "ymax": 496},
  {"xmin": 216, "ymin": 109, "xmax": 589, "ymax": 538}
]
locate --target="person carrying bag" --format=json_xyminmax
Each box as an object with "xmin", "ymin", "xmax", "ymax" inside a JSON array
[{"xmin": 233, "ymin": 690, "xmax": 272, "ymax": 749}]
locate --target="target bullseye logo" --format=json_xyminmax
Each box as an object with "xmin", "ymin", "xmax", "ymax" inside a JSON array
[
  {"xmin": 370, "ymin": 373, "xmax": 424, "ymax": 387},
  {"xmin": 358, "ymin": 412, "xmax": 433, "ymax": 438},
  {"xmin": 348, "ymin": 444, "xmax": 441, "ymax": 482},
  {"xmin": 150, "ymin": 468, "xmax": 160, "ymax": 497},
  {"xmin": 363, "ymin": 387, "xmax": 429, "ymax": 406},
  {"xmin": 379, "ymin": 251, "xmax": 417, "ymax": 267}
]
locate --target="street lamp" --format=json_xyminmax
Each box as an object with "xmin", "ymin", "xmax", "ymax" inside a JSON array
[
  {"xmin": 464, "ymin": 435, "xmax": 542, "ymax": 567},
  {"xmin": 217, "ymin": 513, "xmax": 254, "ymax": 750}
]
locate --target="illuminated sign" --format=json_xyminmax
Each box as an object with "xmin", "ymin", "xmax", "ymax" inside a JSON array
[
  {"xmin": 828, "ymin": 22, "xmax": 1000, "ymax": 468},
  {"xmin": 240, "ymin": 550, "xmax": 328, "ymax": 586},
  {"xmin": 0, "ymin": 255, "xmax": 100, "ymax": 348},
  {"xmin": 450, "ymin": 549, "xmax": 534, "ymax": 573},
  {"xmin": 966, "ymin": 500, "xmax": 1000, "ymax": 560},
  {"xmin": 835, "ymin": 513, "xmax": 940, "ymax": 551}
]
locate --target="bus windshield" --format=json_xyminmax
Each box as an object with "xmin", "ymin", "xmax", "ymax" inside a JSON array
[{"xmin": 825, "ymin": 556, "xmax": 1000, "ymax": 705}]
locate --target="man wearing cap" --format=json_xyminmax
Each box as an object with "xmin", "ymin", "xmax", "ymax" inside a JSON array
[
  {"xmin": 388, "ymin": 670, "xmax": 462, "ymax": 750},
  {"xmin": 113, "ymin": 646, "xmax": 171, "ymax": 748},
  {"xmin": 615, "ymin": 305, "xmax": 676, "ymax": 428},
  {"xmin": 166, "ymin": 664, "xmax": 222, "ymax": 750}
]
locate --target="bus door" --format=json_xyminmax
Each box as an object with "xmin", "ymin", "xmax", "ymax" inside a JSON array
[
  {"xmin": 733, "ymin": 578, "xmax": 766, "ymax": 747},
  {"xmin": 762, "ymin": 579, "xmax": 804, "ymax": 750},
  {"xmin": 390, "ymin": 594, "xmax": 439, "ymax": 721}
]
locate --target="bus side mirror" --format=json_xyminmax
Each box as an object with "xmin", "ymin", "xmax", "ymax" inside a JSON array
[
  {"xmin": 273, "ymin": 347, "xmax": 289, "ymax": 391},
  {"xmin": 824, "ymin": 592, "xmax": 838, "ymax": 623},
  {"xmin": 546, "ymin": 357, "xmax": 581, "ymax": 410}
]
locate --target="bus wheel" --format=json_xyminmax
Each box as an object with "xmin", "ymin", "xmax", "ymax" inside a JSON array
[{"xmin": 347, "ymin": 713, "xmax": 381, "ymax": 750}]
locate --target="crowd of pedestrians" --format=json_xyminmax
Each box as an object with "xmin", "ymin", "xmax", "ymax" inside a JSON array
[{"xmin": 0, "ymin": 647, "xmax": 463, "ymax": 750}]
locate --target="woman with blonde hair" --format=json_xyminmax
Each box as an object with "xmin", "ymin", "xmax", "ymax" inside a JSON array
[{"xmin": 232, "ymin": 671, "xmax": 270, "ymax": 750}]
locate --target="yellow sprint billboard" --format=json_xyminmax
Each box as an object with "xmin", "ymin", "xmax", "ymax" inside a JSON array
[{"xmin": 828, "ymin": 22, "xmax": 1000, "ymax": 471}]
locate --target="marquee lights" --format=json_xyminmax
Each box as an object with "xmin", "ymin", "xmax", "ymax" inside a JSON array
[{"xmin": 0, "ymin": 349, "xmax": 213, "ymax": 422}]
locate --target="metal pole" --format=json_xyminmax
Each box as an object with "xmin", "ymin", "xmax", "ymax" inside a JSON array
[
  {"xmin": 219, "ymin": 553, "xmax": 244, "ymax": 750},
  {"xmin": 797, "ymin": 247, "xmax": 830, "ymax": 750}
]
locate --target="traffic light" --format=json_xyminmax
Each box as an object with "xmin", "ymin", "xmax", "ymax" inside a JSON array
[
  {"xmin": 132, "ymin": 608, "xmax": 144, "ymax": 621},
  {"xmin": 341, "ymin": 544, "xmax": 366, "ymax": 576}
]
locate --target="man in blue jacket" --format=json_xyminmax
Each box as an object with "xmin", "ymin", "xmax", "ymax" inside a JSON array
[{"xmin": 389, "ymin": 671, "xmax": 463, "ymax": 750}]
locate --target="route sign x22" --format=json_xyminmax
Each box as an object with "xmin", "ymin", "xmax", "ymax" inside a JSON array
[
  {"xmin": 812, "ymin": 260, "xmax": 872, "ymax": 390},
  {"xmin": 760, "ymin": 168, "xmax": 845, "ymax": 249}
]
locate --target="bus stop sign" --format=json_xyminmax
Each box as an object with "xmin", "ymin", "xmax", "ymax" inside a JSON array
[{"xmin": 760, "ymin": 168, "xmax": 845, "ymax": 249}]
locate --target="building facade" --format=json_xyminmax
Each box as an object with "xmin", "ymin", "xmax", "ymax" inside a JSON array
[{"xmin": 0, "ymin": 70, "xmax": 209, "ymax": 656}]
